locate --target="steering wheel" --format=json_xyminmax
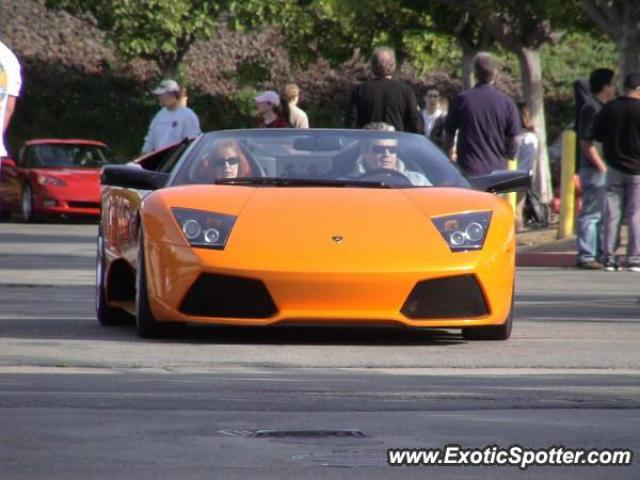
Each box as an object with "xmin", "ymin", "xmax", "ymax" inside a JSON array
[{"xmin": 359, "ymin": 168, "xmax": 413, "ymax": 186}]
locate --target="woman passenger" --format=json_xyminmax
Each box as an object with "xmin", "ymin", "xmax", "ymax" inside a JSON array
[{"xmin": 208, "ymin": 140, "xmax": 252, "ymax": 179}]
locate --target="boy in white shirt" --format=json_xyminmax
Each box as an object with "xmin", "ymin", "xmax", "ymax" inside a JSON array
[
  {"xmin": 421, "ymin": 87, "xmax": 445, "ymax": 137},
  {"xmin": 142, "ymin": 79, "xmax": 201, "ymax": 154}
]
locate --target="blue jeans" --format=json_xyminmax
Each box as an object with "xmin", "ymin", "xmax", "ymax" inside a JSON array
[
  {"xmin": 576, "ymin": 166, "xmax": 606, "ymax": 262},
  {"xmin": 603, "ymin": 167, "xmax": 640, "ymax": 265}
]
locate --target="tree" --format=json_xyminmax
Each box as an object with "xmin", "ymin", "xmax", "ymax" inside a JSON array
[
  {"xmin": 432, "ymin": 0, "xmax": 582, "ymax": 203},
  {"xmin": 579, "ymin": 0, "xmax": 640, "ymax": 81},
  {"xmin": 431, "ymin": 8, "xmax": 495, "ymax": 89},
  {"xmin": 45, "ymin": 0, "xmax": 227, "ymax": 78}
]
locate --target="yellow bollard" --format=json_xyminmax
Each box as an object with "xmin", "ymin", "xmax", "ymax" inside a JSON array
[
  {"xmin": 557, "ymin": 130, "xmax": 577, "ymax": 239},
  {"xmin": 507, "ymin": 158, "xmax": 517, "ymax": 213}
]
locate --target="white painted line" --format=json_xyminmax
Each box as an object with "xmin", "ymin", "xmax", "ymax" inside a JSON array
[
  {"xmin": 0, "ymin": 315, "xmax": 94, "ymax": 320},
  {"xmin": 0, "ymin": 365, "xmax": 639, "ymax": 376},
  {"xmin": 0, "ymin": 243, "xmax": 95, "ymax": 256},
  {"xmin": 0, "ymin": 269, "xmax": 94, "ymax": 285}
]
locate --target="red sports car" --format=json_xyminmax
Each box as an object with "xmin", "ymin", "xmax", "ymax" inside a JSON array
[{"xmin": 0, "ymin": 139, "xmax": 115, "ymax": 221}]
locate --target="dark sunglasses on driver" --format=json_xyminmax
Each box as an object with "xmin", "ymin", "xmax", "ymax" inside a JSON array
[
  {"xmin": 370, "ymin": 145, "xmax": 397, "ymax": 155},
  {"xmin": 213, "ymin": 156, "xmax": 240, "ymax": 167}
]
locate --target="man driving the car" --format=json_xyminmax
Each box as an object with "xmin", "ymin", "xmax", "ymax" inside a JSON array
[{"xmin": 356, "ymin": 138, "xmax": 431, "ymax": 186}]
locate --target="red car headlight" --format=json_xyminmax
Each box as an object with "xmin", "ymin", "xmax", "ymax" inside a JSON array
[{"xmin": 37, "ymin": 174, "xmax": 67, "ymax": 187}]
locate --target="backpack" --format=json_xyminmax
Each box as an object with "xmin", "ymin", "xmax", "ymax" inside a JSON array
[{"xmin": 524, "ymin": 190, "xmax": 549, "ymax": 227}]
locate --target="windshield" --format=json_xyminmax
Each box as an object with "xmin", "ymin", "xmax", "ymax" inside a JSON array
[
  {"xmin": 170, "ymin": 130, "xmax": 471, "ymax": 189},
  {"xmin": 26, "ymin": 144, "xmax": 114, "ymax": 169}
]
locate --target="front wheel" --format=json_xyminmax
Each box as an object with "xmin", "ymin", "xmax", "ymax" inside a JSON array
[
  {"xmin": 136, "ymin": 229, "xmax": 184, "ymax": 338},
  {"xmin": 21, "ymin": 183, "xmax": 37, "ymax": 222},
  {"xmin": 96, "ymin": 228, "xmax": 131, "ymax": 325}
]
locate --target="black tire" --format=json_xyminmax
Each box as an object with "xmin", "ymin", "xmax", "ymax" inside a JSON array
[
  {"xmin": 462, "ymin": 290, "xmax": 514, "ymax": 341},
  {"xmin": 21, "ymin": 183, "xmax": 38, "ymax": 222},
  {"xmin": 96, "ymin": 228, "xmax": 131, "ymax": 325},
  {"xmin": 136, "ymin": 229, "xmax": 184, "ymax": 338}
]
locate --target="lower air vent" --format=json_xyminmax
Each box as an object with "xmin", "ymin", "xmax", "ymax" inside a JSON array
[
  {"xmin": 180, "ymin": 273, "xmax": 277, "ymax": 318},
  {"xmin": 401, "ymin": 274, "xmax": 489, "ymax": 319}
]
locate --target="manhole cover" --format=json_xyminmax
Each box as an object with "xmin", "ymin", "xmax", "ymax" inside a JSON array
[{"xmin": 220, "ymin": 429, "xmax": 368, "ymax": 439}]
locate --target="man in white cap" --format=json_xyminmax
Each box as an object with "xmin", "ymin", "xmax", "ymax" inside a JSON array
[
  {"xmin": 254, "ymin": 90, "xmax": 290, "ymax": 128},
  {"xmin": 0, "ymin": 40, "xmax": 22, "ymax": 164},
  {"xmin": 141, "ymin": 79, "xmax": 201, "ymax": 154}
]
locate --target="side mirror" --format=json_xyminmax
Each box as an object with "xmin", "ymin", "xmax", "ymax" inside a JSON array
[
  {"xmin": 1, "ymin": 158, "xmax": 16, "ymax": 169},
  {"xmin": 469, "ymin": 170, "xmax": 531, "ymax": 193},
  {"xmin": 101, "ymin": 165, "xmax": 168, "ymax": 190}
]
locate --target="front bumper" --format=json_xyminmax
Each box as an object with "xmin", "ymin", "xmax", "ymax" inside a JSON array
[
  {"xmin": 144, "ymin": 240, "xmax": 514, "ymax": 329},
  {"xmin": 32, "ymin": 189, "xmax": 100, "ymax": 217}
]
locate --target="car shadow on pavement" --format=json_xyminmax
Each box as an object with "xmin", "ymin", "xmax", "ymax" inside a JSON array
[
  {"xmin": 0, "ymin": 317, "xmax": 466, "ymax": 346},
  {"xmin": 182, "ymin": 324, "xmax": 466, "ymax": 346}
]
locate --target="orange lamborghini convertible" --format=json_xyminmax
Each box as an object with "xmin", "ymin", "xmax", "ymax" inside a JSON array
[{"xmin": 97, "ymin": 129, "xmax": 529, "ymax": 339}]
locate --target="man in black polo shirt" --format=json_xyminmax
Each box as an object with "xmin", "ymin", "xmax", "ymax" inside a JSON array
[
  {"xmin": 346, "ymin": 47, "xmax": 421, "ymax": 133},
  {"xmin": 590, "ymin": 72, "xmax": 640, "ymax": 272},
  {"xmin": 445, "ymin": 53, "xmax": 520, "ymax": 176}
]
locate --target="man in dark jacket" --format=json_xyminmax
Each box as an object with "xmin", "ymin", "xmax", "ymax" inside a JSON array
[
  {"xmin": 346, "ymin": 47, "xmax": 421, "ymax": 133},
  {"xmin": 575, "ymin": 68, "xmax": 615, "ymax": 270},
  {"xmin": 445, "ymin": 52, "xmax": 520, "ymax": 176}
]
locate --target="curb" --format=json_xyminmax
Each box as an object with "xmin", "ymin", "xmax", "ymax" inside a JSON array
[{"xmin": 516, "ymin": 252, "xmax": 575, "ymax": 268}]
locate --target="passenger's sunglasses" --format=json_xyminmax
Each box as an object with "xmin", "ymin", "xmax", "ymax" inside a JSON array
[
  {"xmin": 370, "ymin": 145, "xmax": 397, "ymax": 155},
  {"xmin": 213, "ymin": 156, "xmax": 240, "ymax": 167},
  {"xmin": 427, "ymin": 94, "xmax": 439, "ymax": 98}
]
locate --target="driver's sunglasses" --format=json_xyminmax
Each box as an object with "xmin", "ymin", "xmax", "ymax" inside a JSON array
[
  {"xmin": 213, "ymin": 156, "xmax": 240, "ymax": 167},
  {"xmin": 370, "ymin": 145, "xmax": 397, "ymax": 155}
]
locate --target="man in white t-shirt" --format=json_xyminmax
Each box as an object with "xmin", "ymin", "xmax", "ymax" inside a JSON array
[
  {"xmin": 0, "ymin": 40, "xmax": 22, "ymax": 160},
  {"xmin": 141, "ymin": 79, "xmax": 201, "ymax": 154}
]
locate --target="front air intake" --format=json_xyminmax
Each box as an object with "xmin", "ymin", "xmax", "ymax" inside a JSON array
[
  {"xmin": 179, "ymin": 273, "xmax": 277, "ymax": 319},
  {"xmin": 401, "ymin": 275, "xmax": 489, "ymax": 319}
]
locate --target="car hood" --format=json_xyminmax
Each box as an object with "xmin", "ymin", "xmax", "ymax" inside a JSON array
[
  {"xmin": 143, "ymin": 186, "xmax": 513, "ymax": 272},
  {"xmin": 149, "ymin": 185, "xmax": 512, "ymax": 272}
]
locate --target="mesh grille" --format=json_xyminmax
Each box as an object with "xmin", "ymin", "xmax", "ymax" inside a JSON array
[
  {"xmin": 180, "ymin": 273, "xmax": 277, "ymax": 318},
  {"xmin": 401, "ymin": 275, "xmax": 489, "ymax": 319},
  {"xmin": 67, "ymin": 201, "xmax": 100, "ymax": 209}
]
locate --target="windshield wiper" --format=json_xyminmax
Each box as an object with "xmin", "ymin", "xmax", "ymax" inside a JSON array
[{"xmin": 214, "ymin": 177, "xmax": 392, "ymax": 188}]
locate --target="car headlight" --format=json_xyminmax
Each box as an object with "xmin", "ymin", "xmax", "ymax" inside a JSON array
[
  {"xmin": 172, "ymin": 208, "xmax": 237, "ymax": 250},
  {"xmin": 37, "ymin": 174, "xmax": 67, "ymax": 187},
  {"xmin": 432, "ymin": 211, "xmax": 492, "ymax": 252}
]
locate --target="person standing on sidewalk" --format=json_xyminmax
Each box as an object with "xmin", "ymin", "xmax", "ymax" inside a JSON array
[
  {"xmin": 141, "ymin": 79, "xmax": 201, "ymax": 154},
  {"xmin": 421, "ymin": 87, "xmax": 446, "ymax": 138},
  {"xmin": 254, "ymin": 91, "xmax": 290, "ymax": 128},
  {"xmin": 0, "ymin": 40, "xmax": 22, "ymax": 165},
  {"xmin": 345, "ymin": 47, "xmax": 421, "ymax": 133},
  {"xmin": 575, "ymin": 68, "xmax": 616, "ymax": 269},
  {"xmin": 444, "ymin": 52, "xmax": 520, "ymax": 176},
  {"xmin": 590, "ymin": 72, "xmax": 640, "ymax": 272},
  {"xmin": 283, "ymin": 83, "xmax": 309, "ymax": 128}
]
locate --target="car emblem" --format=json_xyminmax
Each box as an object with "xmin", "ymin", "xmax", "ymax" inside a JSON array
[{"xmin": 332, "ymin": 235, "xmax": 343, "ymax": 243}]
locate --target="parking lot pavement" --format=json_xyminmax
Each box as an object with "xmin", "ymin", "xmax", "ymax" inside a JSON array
[
  {"xmin": 0, "ymin": 222, "xmax": 96, "ymax": 285},
  {"xmin": 1, "ymin": 221, "xmax": 639, "ymax": 479}
]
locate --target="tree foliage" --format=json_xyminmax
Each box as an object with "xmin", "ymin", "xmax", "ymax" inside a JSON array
[
  {"xmin": 45, "ymin": 0, "xmax": 228, "ymax": 77},
  {"xmin": 579, "ymin": 0, "xmax": 640, "ymax": 79}
]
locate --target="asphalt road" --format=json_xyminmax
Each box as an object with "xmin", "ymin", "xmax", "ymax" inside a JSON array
[{"xmin": 0, "ymin": 222, "xmax": 639, "ymax": 479}]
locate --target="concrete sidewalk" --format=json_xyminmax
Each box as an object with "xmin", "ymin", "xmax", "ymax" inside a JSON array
[{"xmin": 516, "ymin": 225, "xmax": 629, "ymax": 268}]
